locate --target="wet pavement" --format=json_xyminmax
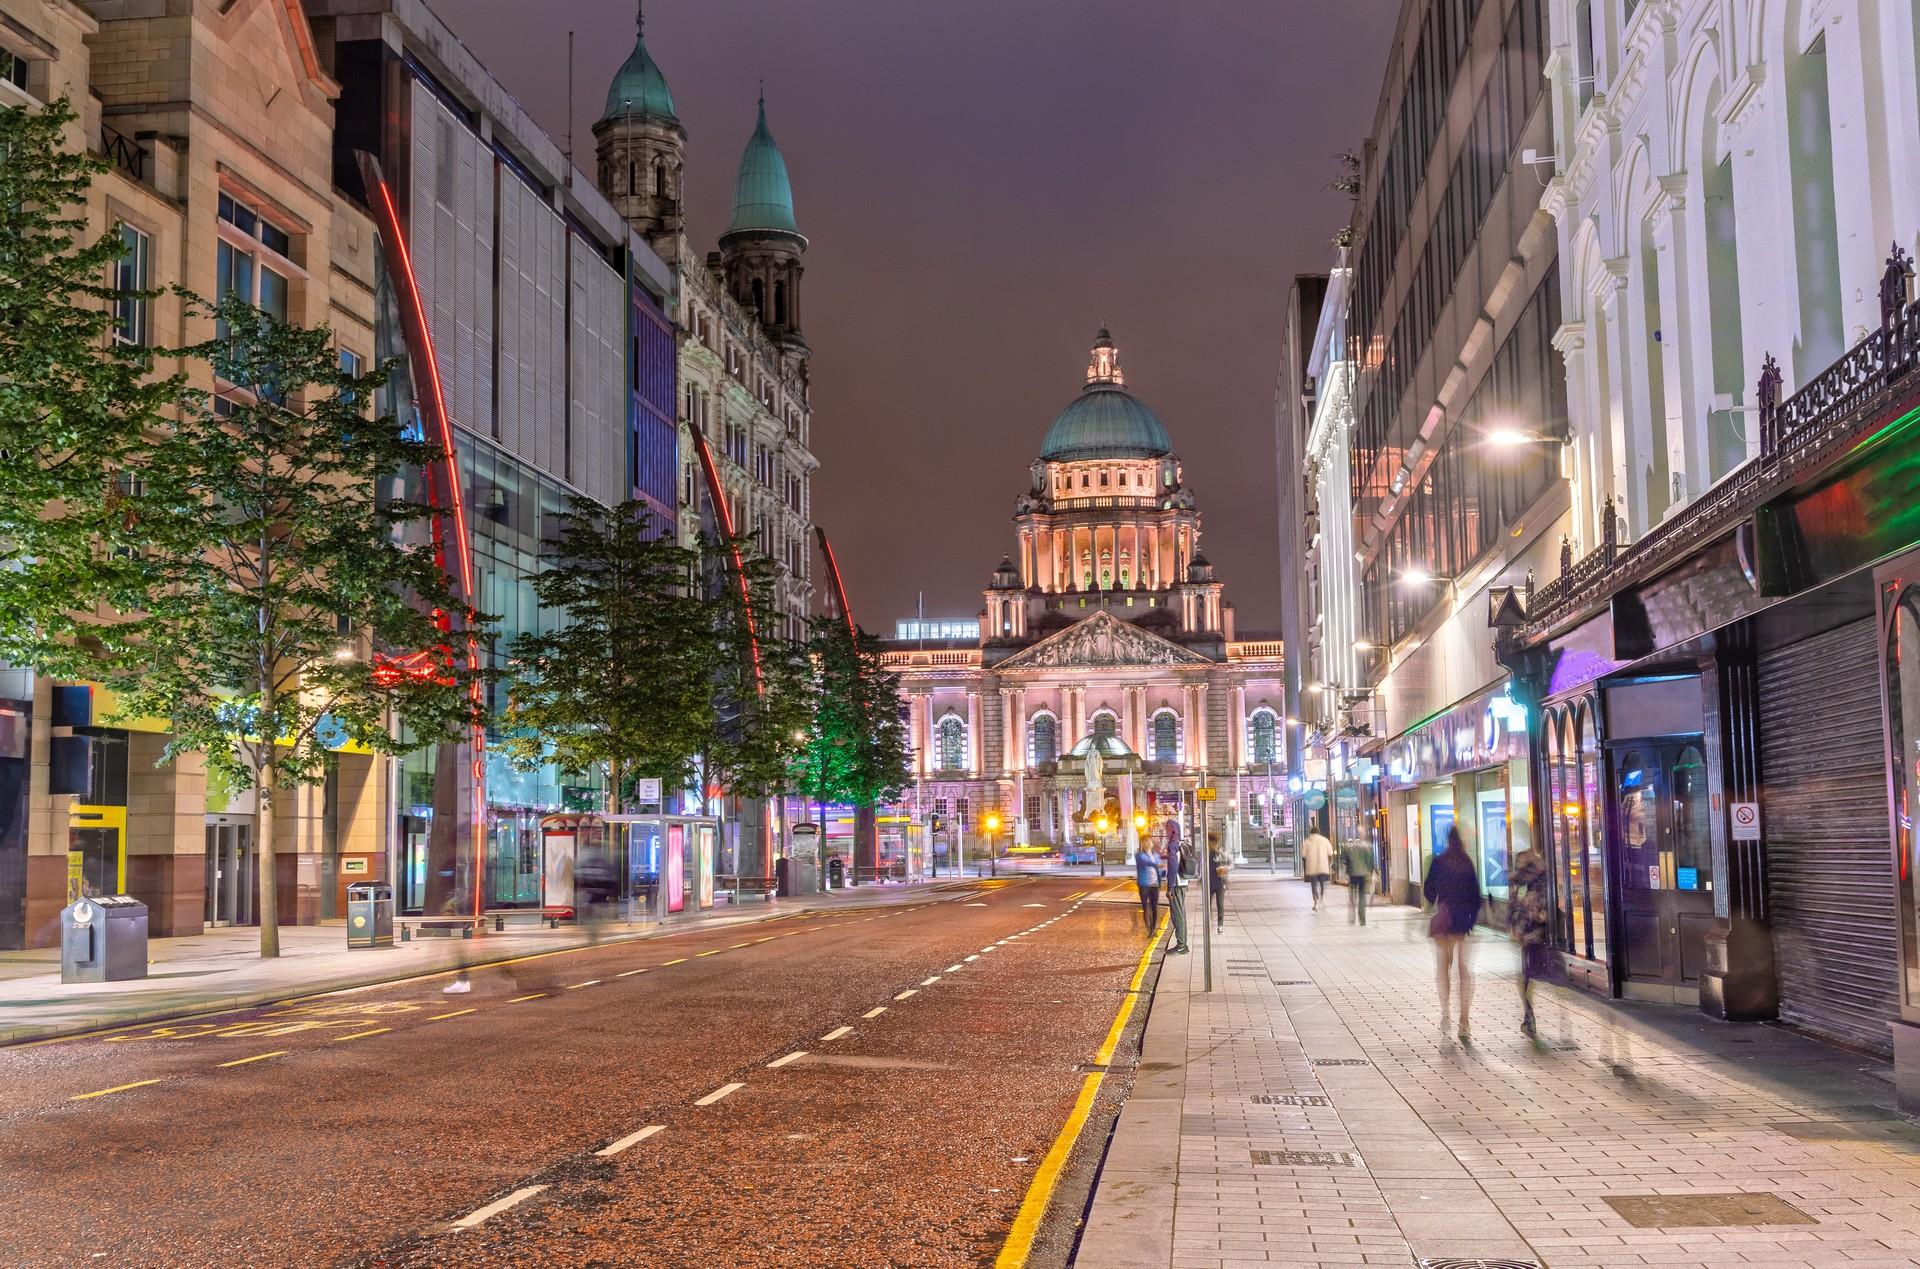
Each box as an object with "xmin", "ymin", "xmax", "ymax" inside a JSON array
[{"xmin": 0, "ymin": 875, "xmax": 1157, "ymax": 1268}]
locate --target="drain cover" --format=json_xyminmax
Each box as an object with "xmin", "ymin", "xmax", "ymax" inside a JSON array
[
  {"xmin": 1603, "ymin": 1193, "xmax": 1815, "ymax": 1228},
  {"xmin": 1272, "ymin": 979, "xmax": 1310, "ymax": 985},
  {"xmin": 1310, "ymin": 1057, "xmax": 1370, "ymax": 1067},
  {"xmin": 1252, "ymin": 1093, "xmax": 1330, "ymax": 1106},
  {"xmin": 1417, "ymin": 1260, "xmax": 1540, "ymax": 1269},
  {"xmin": 1250, "ymin": 1148, "xmax": 1358, "ymax": 1167}
]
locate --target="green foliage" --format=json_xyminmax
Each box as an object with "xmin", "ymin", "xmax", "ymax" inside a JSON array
[
  {"xmin": 793, "ymin": 621, "xmax": 909, "ymax": 811},
  {"xmin": 96, "ymin": 294, "xmax": 489, "ymax": 794},
  {"xmin": 0, "ymin": 96, "xmax": 176, "ymax": 667},
  {"xmin": 699, "ymin": 537, "xmax": 816, "ymax": 801},
  {"xmin": 498, "ymin": 498, "xmax": 713, "ymax": 808}
]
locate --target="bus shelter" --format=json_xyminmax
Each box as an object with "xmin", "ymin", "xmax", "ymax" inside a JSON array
[{"xmin": 538, "ymin": 813, "xmax": 719, "ymax": 923}]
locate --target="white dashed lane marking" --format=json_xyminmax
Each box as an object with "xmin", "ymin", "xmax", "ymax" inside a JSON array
[
  {"xmin": 821, "ymin": 1025, "xmax": 853, "ymax": 1041},
  {"xmin": 921, "ymin": 976, "xmax": 940, "ymax": 986},
  {"xmin": 695, "ymin": 1082, "xmax": 745, "ymax": 1106},
  {"xmin": 894, "ymin": 989, "xmax": 918, "ymax": 1001},
  {"xmin": 767, "ymin": 1051, "xmax": 808, "ymax": 1068},
  {"xmin": 595, "ymin": 1125, "xmax": 664, "ymax": 1157},
  {"xmin": 453, "ymin": 1185, "xmax": 547, "ymax": 1229},
  {"xmin": 862, "ymin": 1007, "xmax": 887, "ymax": 1019}
]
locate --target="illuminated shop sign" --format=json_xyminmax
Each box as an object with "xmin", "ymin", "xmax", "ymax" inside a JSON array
[{"xmin": 1382, "ymin": 683, "xmax": 1529, "ymax": 789}]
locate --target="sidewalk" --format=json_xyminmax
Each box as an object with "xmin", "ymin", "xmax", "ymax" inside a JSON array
[
  {"xmin": 1079, "ymin": 873, "xmax": 1920, "ymax": 1269},
  {"xmin": 0, "ymin": 878, "xmax": 965, "ymax": 1047}
]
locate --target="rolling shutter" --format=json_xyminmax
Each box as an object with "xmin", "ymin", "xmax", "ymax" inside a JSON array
[{"xmin": 1758, "ymin": 617, "xmax": 1897, "ymax": 1054}]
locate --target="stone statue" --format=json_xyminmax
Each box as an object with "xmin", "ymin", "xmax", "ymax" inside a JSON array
[{"xmin": 1083, "ymin": 744, "xmax": 1104, "ymax": 798}]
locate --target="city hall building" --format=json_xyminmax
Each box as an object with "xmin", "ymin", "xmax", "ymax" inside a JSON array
[{"xmin": 883, "ymin": 332, "xmax": 1286, "ymax": 858}]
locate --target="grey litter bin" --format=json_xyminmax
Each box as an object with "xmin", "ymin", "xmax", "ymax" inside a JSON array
[
  {"xmin": 61, "ymin": 895, "xmax": 148, "ymax": 984},
  {"xmin": 346, "ymin": 881, "xmax": 394, "ymax": 948}
]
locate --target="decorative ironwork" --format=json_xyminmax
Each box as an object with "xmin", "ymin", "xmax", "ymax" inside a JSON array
[
  {"xmin": 100, "ymin": 124, "xmax": 145, "ymax": 182},
  {"xmin": 1524, "ymin": 247, "xmax": 1920, "ymax": 642}
]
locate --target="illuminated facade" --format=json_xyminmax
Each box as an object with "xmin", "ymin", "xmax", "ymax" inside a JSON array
[{"xmin": 885, "ymin": 332, "xmax": 1286, "ymax": 858}]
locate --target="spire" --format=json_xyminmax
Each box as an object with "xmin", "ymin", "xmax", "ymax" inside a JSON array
[
  {"xmin": 1086, "ymin": 326, "xmax": 1125, "ymax": 387},
  {"xmin": 600, "ymin": 2, "xmax": 678, "ymax": 125},
  {"xmin": 723, "ymin": 93, "xmax": 802, "ymax": 238},
  {"xmin": 636, "ymin": 0, "xmax": 644, "ymax": 34}
]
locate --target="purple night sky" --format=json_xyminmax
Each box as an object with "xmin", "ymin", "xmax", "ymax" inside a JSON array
[{"xmin": 436, "ymin": 1, "xmax": 1400, "ymax": 631}]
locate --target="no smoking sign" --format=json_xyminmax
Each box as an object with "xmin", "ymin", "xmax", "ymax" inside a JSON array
[{"xmin": 1731, "ymin": 801, "xmax": 1761, "ymax": 842}]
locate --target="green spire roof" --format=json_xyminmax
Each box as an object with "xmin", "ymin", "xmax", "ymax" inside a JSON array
[
  {"xmin": 725, "ymin": 97, "xmax": 800, "ymax": 237},
  {"xmin": 600, "ymin": 6, "xmax": 678, "ymax": 126}
]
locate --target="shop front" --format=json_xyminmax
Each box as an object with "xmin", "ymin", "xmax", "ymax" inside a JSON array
[{"xmin": 1380, "ymin": 681, "xmax": 1532, "ymax": 928}]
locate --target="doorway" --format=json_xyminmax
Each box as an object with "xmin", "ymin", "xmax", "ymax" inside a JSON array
[
  {"xmin": 1612, "ymin": 742, "xmax": 1716, "ymax": 998},
  {"xmin": 203, "ymin": 817, "xmax": 255, "ymax": 926}
]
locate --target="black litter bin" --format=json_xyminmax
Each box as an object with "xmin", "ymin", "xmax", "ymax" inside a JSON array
[
  {"xmin": 827, "ymin": 857, "xmax": 845, "ymax": 889},
  {"xmin": 61, "ymin": 895, "xmax": 148, "ymax": 983},
  {"xmin": 346, "ymin": 881, "xmax": 395, "ymax": 948}
]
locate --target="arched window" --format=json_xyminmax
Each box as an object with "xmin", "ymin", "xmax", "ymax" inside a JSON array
[
  {"xmin": 937, "ymin": 714, "xmax": 965, "ymax": 771},
  {"xmin": 751, "ymin": 278, "xmax": 766, "ymax": 319},
  {"xmin": 1151, "ymin": 710, "xmax": 1180, "ymax": 765},
  {"xmin": 1029, "ymin": 712, "xmax": 1059, "ymax": 767},
  {"xmin": 655, "ymin": 162, "xmax": 667, "ymax": 198},
  {"xmin": 1249, "ymin": 709, "xmax": 1278, "ymax": 765},
  {"xmin": 1091, "ymin": 710, "xmax": 1117, "ymax": 742}
]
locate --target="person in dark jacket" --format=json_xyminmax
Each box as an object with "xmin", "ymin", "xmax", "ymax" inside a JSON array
[{"xmin": 1423, "ymin": 827, "xmax": 1483, "ymax": 1042}]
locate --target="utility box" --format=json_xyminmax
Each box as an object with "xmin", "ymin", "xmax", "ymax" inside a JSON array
[
  {"xmin": 346, "ymin": 881, "xmax": 394, "ymax": 948},
  {"xmin": 60, "ymin": 895, "xmax": 148, "ymax": 983}
]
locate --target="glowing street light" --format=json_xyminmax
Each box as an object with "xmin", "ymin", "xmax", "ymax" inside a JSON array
[{"xmin": 1399, "ymin": 567, "xmax": 1451, "ymax": 587}]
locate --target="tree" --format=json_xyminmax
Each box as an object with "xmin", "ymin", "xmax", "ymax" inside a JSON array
[
  {"xmin": 499, "ymin": 498, "xmax": 713, "ymax": 815},
  {"xmin": 793, "ymin": 621, "xmax": 909, "ymax": 875},
  {"xmin": 95, "ymin": 295, "xmax": 488, "ymax": 957},
  {"xmin": 0, "ymin": 96, "xmax": 175, "ymax": 668}
]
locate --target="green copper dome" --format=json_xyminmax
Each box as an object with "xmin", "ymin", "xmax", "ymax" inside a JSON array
[
  {"xmin": 600, "ymin": 18, "xmax": 677, "ymax": 125},
  {"xmin": 1040, "ymin": 329, "xmax": 1173, "ymax": 461},
  {"xmin": 724, "ymin": 99, "xmax": 800, "ymax": 237}
]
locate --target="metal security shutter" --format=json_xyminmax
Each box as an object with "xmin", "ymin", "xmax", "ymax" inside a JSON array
[{"xmin": 1759, "ymin": 616, "xmax": 1897, "ymax": 1054}]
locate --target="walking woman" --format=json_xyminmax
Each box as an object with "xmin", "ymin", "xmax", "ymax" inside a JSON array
[
  {"xmin": 1509, "ymin": 842, "xmax": 1554, "ymax": 1038},
  {"xmin": 1423, "ymin": 827, "xmax": 1482, "ymax": 1042},
  {"xmin": 1134, "ymin": 837, "xmax": 1161, "ymax": 933},
  {"xmin": 1207, "ymin": 831, "xmax": 1230, "ymax": 933},
  {"xmin": 1301, "ymin": 827, "xmax": 1333, "ymax": 911}
]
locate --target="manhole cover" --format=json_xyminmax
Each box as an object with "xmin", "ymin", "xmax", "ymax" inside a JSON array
[
  {"xmin": 1602, "ymin": 1193, "xmax": 1815, "ymax": 1228},
  {"xmin": 1417, "ymin": 1260, "xmax": 1541, "ymax": 1269},
  {"xmin": 1250, "ymin": 1149, "xmax": 1358, "ymax": 1168},
  {"xmin": 1310, "ymin": 1057, "xmax": 1370, "ymax": 1067},
  {"xmin": 1252, "ymin": 1093, "xmax": 1330, "ymax": 1106}
]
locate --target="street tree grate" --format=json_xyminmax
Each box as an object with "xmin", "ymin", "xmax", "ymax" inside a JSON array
[
  {"xmin": 1251, "ymin": 1093, "xmax": 1330, "ymax": 1106},
  {"xmin": 1602, "ymin": 1193, "xmax": 1815, "ymax": 1228},
  {"xmin": 1310, "ymin": 1057, "xmax": 1370, "ymax": 1067},
  {"xmin": 1417, "ymin": 1260, "xmax": 1540, "ymax": 1269},
  {"xmin": 1250, "ymin": 1149, "xmax": 1358, "ymax": 1168}
]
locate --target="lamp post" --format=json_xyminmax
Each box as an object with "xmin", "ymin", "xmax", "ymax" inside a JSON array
[
  {"xmin": 984, "ymin": 810, "xmax": 1001, "ymax": 878},
  {"xmin": 1094, "ymin": 813, "xmax": 1110, "ymax": 877}
]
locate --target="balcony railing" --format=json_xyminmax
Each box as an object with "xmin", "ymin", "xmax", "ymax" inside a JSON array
[
  {"xmin": 1523, "ymin": 244, "xmax": 1920, "ymax": 639},
  {"xmin": 100, "ymin": 124, "xmax": 145, "ymax": 182}
]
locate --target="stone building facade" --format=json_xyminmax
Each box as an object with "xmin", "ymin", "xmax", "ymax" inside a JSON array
[
  {"xmin": 886, "ymin": 333, "xmax": 1286, "ymax": 860},
  {"xmin": 593, "ymin": 17, "xmax": 816, "ymax": 642}
]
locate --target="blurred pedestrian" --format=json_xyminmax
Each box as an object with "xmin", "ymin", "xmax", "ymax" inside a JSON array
[
  {"xmin": 1207, "ymin": 831, "xmax": 1230, "ymax": 933},
  {"xmin": 1133, "ymin": 839, "xmax": 1161, "ymax": 932},
  {"xmin": 1162, "ymin": 822, "xmax": 1190, "ymax": 954},
  {"xmin": 1424, "ymin": 827, "xmax": 1483, "ymax": 1042},
  {"xmin": 1301, "ymin": 827, "xmax": 1333, "ymax": 911},
  {"xmin": 1509, "ymin": 842, "xmax": 1555, "ymax": 1039},
  {"xmin": 1342, "ymin": 837, "xmax": 1375, "ymax": 926}
]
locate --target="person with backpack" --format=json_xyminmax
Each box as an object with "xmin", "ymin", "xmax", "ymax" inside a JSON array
[
  {"xmin": 1341, "ymin": 837, "xmax": 1376, "ymax": 926},
  {"xmin": 1424, "ymin": 827, "xmax": 1484, "ymax": 1042}
]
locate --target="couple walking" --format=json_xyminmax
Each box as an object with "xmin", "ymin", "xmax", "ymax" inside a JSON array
[
  {"xmin": 1133, "ymin": 824, "xmax": 1228, "ymax": 952},
  {"xmin": 1422, "ymin": 827, "xmax": 1554, "ymax": 1042},
  {"xmin": 1299, "ymin": 829, "xmax": 1375, "ymax": 923}
]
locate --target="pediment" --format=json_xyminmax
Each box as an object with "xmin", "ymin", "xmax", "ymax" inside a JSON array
[{"xmin": 998, "ymin": 610, "xmax": 1210, "ymax": 670}]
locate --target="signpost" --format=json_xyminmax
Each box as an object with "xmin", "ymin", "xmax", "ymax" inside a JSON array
[{"xmin": 1195, "ymin": 787, "xmax": 1216, "ymax": 992}]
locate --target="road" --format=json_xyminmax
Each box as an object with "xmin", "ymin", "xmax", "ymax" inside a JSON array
[{"xmin": 0, "ymin": 875, "xmax": 1158, "ymax": 1268}]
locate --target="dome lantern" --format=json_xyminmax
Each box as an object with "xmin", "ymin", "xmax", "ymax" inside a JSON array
[{"xmin": 1039, "ymin": 327, "xmax": 1173, "ymax": 463}]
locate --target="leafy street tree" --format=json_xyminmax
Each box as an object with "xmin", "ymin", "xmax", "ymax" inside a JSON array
[
  {"xmin": 793, "ymin": 621, "xmax": 910, "ymax": 875},
  {"xmin": 0, "ymin": 96, "xmax": 175, "ymax": 668},
  {"xmin": 498, "ymin": 498, "xmax": 714, "ymax": 815},
  {"xmin": 95, "ymin": 295, "xmax": 488, "ymax": 957}
]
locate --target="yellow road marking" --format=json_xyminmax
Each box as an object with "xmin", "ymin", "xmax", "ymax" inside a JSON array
[
  {"xmin": 696, "ymin": 949, "xmax": 722, "ymax": 958},
  {"xmin": 997, "ymin": 914, "xmax": 1163, "ymax": 1269},
  {"xmin": 333, "ymin": 1027, "xmax": 392, "ymax": 1042},
  {"xmin": 662, "ymin": 958, "xmax": 688, "ymax": 966},
  {"xmin": 429, "ymin": 1008, "xmax": 477, "ymax": 1021},
  {"xmin": 730, "ymin": 941, "xmax": 752, "ymax": 948},
  {"xmin": 595, "ymin": 1124, "xmax": 665, "ymax": 1157},
  {"xmin": 217, "ymin": 1050, "xmax": 288, "ymax": 1068},
  {"xmin": 755, "ymin": 936, "xmax": 778, "ymax": 943},
  {"xmin": 695, "ymin": 1081, "xmax": 745, "ymax": 1106},
  {"xmin": 507, "ymin": 993, "xmax": 546, "ymax": 1003},
  {"xmin": 617, "ymin": 968, "xmax": 648, "ymax": 977},
  {"xmin": 70, "ymin": 1078, "xmax": 161, "ymax": 1100}
]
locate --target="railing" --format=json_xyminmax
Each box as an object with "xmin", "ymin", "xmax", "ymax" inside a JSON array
[
  {"xmin": 1052, "ymin": 495, "xmax": 1162, "ymax": 511},
  {"xmin": 100, "ymin": 124, "xmax": 145, "ymax": 182},
  {"xmin": 1523, "ymin": 244, "xmax": 1920, "ymax": 639},
  {"xmin": 882, "ymin": 649, "xmax": 979, "ymax": 669},
  {"xmin": 1227, "ymin": 640, "xmax": 1285, "ymax": 661}
]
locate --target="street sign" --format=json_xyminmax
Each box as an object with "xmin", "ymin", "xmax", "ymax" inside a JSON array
[
  {"xmin": 1195, "ymin": 787, "xmax": 1217, "ymax": 802},
  {"xmin": 1731, "ymin": 801, "xmax": 1760, "ymax": 841},
  {"xmin": 634, "ymin": 777, "xmax": 663, "ymax": 804}
]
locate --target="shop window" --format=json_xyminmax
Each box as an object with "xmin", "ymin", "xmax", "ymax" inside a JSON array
[{"xmin": 1890, "ymin": 590, "xmax": 1920, "ymax": 1005}]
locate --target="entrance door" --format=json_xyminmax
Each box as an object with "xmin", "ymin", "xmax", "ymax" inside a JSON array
[
  {"xmin": 1613, "ymin": 743, "xmax": 1716, "ymax": 994},
  {"xmin": 203, "ymin": 821, "xmax": 255, "ymax": 925}
]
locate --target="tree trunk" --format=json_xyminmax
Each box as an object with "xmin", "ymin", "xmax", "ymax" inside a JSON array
[{"xmin": 256, "ymin": 766, "xmax": 279, "ymax": 958}]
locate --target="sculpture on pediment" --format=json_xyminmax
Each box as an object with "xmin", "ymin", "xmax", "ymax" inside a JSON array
[{"xmin": 1002, "ymin": 611, "xmax": 1209, "ymax": 669}]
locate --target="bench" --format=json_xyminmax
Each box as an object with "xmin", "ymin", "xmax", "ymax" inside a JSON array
[{"xmin": 716, "ymin": 875, "xmax": 778, "ymax": 903}]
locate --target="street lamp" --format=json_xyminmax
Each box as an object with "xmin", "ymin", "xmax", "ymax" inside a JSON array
[
  {"xmin": 984, "ymin": 810, "xmax": 1001, "ymax": 878},
  {"xmin": 1399, "ymin": 567, "xmax": 1452, "ymax": 587}
]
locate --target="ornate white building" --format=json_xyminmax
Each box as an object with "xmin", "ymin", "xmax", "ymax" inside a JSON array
[{"xmin": 884, "ymin": 332, "xmax": 1286, "ymax": 854}]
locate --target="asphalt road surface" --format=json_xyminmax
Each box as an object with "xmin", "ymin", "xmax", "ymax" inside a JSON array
[{"xmin": 0, "ymin": 875, "xmax": 1157, "ymax": 1268}]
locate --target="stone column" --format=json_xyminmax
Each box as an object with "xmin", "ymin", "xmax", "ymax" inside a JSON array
[
  {"xmin": 1195, "ymin": 683, "xmax": 1210, "ymax": 772},
  {"xmin": 1232, "ymin": 684, "xmax": 1248, "ymax": 770},
  {"xmin": 1182, "ymin": 684, "xmax": 1199, "ymax": 771},
  {"xmin": 966, "ymin": 692, "xmax": 982, "ymax": 774}
]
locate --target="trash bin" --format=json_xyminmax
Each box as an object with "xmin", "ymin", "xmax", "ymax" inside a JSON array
[
  {"xmin": 61, "ymin": 895, "xmax": 148, "ymax": 984},
  {"xmin": 346, "ymin": 881, "xmax": 394, "ymax": 948},
  {"xmin": 827, "ymin": 857, "xmax": 845, "ymax": 889}
]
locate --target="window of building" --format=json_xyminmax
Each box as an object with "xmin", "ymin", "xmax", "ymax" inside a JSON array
[
  {"xmin": 937, "ymin": 714, "xmax": 966, "ymax": 771},
  {"xmin": 1, "ymin": 47, "xmax": 30, "ymax": 93},
  {"xmin": 217, "ymin": 193, "xmax": 292, "ymax": 327},
  {"xmin": 1029, "ymin": 712, "xmax": 1058, "ymax": 766},
  {"xmin": 1152, "ymin": 710, "xmax": 1180, "ymax": 765},
  {"xmin": 1249, "ymin": 709, "xmax": 1278, "ymax": 766},
  {"xmin": 112, "ymin": 225, "xmax": 151, "ymax": 346},
  {"xmin": 1092, "ymin": 711, "xmax": 1117, "ymax": 742}
]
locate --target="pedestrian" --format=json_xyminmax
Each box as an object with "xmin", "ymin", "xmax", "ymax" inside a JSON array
[
  {"xmin": 1162, "ymin": 822, "xmax": 1190, "ymax": 954},
  {"xmin": 1342, "ymin": 837, "xmax": 1376, "ymax": 925},
  {"xmin": 1207, "ymin": 831, "xmax": 1230, "ymax": 933},
  {"xmin": 1424, "ymin": 827, "xmax": 1483, "ymax": 1042},
  {"xmin": 1509, "ymin": 841, "xmax": 1555, "ymax": 1039},
  {"xmin": 1133, "ymin": 838, "xmax": 1161, "ymax": 933},
  {"xmin": 1301, "ymin": 827, "xmax": 1334, "ymax": 911}
]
